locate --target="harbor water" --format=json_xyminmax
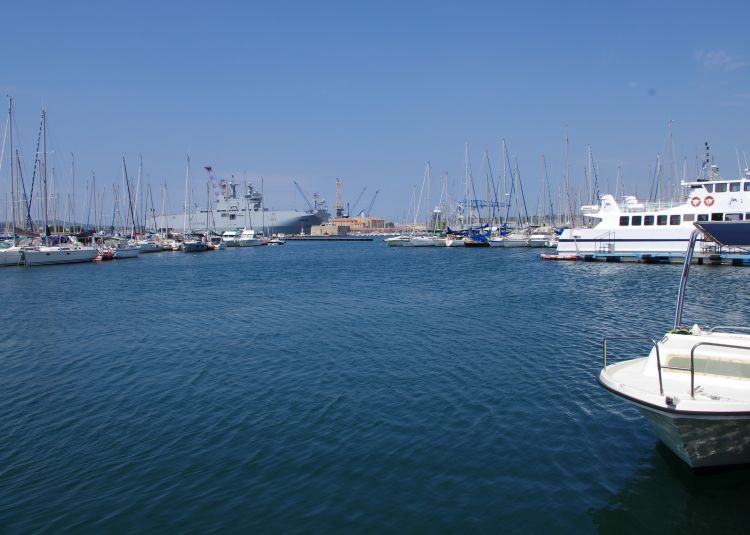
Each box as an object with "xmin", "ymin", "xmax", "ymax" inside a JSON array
[{"xmin": 2, "ymin": 242, "xmax": 750, "ymax": 532}]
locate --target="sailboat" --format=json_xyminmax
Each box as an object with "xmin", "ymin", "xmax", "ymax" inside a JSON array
[
  {"xmin": 22, "ymin": 110, "xmax": 98, "ymax": 266},
  {"xmin": 1, "ymin": 97, "xmax": 23, "ymax": 266},
  {"xmin": 180, "ymin": 156, "xmax": 208, "ymax": 253}
]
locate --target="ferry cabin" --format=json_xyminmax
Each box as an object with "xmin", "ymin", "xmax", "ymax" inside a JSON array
[{"xmin": 556, "ymin": 169, "xmax": 750, "ymax": 255}]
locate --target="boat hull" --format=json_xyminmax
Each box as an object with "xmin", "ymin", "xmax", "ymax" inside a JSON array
[
  {"xmin": 114, "ymin": 246, "xmax": 141, "ymax": 259},
  {"xmin": 0, "ymin": 248, "xmax": 23, "ymax": 266},
  {"xmin": 24, "ymin": 247, "xmax": 98, "ymax": 266},
  {"xmin": 637, "ymin": 406, "xmax": 750, "ymax": 468}
]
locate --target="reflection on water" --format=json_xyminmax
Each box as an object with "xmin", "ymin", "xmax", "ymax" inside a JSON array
[{"xmin": 592, "ymin": 442, "xmax": 750, "ymax": 533}]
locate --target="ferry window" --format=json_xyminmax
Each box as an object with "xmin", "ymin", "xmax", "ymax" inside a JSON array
[
  {"xmin": 715, "ymin": 183, "xmax": 728, "ymax": 193},
  {"xmin": 619, "ymin": 216, "xmax": 629, "ymax": 226},
  {"xmin": 711, "ymin": 213, "xmax": 724, "ymax": 221},
  {"xmin": 705, "ymin": 184, "xmax": 714, "ymax": 193},
  {"xmin": 697, "ymin": 214, "xmax": 709, "ymax": 221},
  {"xmin": 230, "ymin": 214, "xmax": 236, "ymax": 220},
  {"xmin": 730, "ymin": 182, "xmax": 741, "ymax": 192},
  {"xmin": 657, "ymin": 215, "xmax": 668, "ymax": 225},
  {"xmin": 644, "ymin": 215, "xmax": 655, "ymax": 225},
  {"xmin": 669, "ymin": 215, "xmax": 681, "ymax": 225},
  {"xmin": 683, "ymin": 214, "xmax": 695, "ymax": 222},
  {"xmin": 745, "ymin": 183, "xmax": 750, "ymax": 192},
  {"xmin": 746, "ymin": 213, "xmax": 750, "ymax": 219},
  {"xmin": 726, "ymin": 213, "xmax": 743, "ymax": 221},
  {"xmin": 631, "ymin": 215, "xmax": 642, "ymax": 226}
]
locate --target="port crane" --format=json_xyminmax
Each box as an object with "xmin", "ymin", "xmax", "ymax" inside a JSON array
[
  {"xmin": 293, "ymin": 180, "xmax": 316, "ymax": 212},
  {"xmin": 347, "ymin": 186, "xmax": 367, "ymax": 218},
  {"xmin": 365, "ymin": 190, "xmax": 379, "ymax": 217},
  {"xmin": 204, "ymin": 166, "xmax": 223, "ymax": 202}
]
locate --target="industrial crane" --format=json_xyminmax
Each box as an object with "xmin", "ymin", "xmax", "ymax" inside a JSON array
[
  {"xmin": 347, "ymin": 187, "xmax": 367, "ymax": 218},
  {"xmin": 293, "ymin": 180, "xmax": 315, "ymax": 212},
  {"xmin": 204, "ymin": 166, "xmax": 222, "ymax": 201},
  {"xmin": 365, "ymin": 190, "xmax": 379, "ymax": 217}
]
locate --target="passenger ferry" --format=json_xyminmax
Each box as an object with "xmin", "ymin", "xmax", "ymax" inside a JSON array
[{"xmin": 557, "ymin": 161, "xmax": 750, "ymax": 255}]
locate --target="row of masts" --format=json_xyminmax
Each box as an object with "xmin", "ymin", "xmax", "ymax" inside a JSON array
[
  {"xmin": 1, "ymin": 100, "xmax": 226, "ymax": 238},
  {"xmin": 402, "ymin": 125, "xmax": 716, "ymax": 233}
]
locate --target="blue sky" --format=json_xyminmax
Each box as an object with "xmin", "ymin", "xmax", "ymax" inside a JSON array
[{"xmin": 2, "ymin": 0, "xmax": 750, "ymax": 221}]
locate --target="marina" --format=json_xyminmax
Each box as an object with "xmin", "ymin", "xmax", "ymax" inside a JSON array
[{"xmin": 4, "ymin": 1, "xmax": 750, "ymax": 532}]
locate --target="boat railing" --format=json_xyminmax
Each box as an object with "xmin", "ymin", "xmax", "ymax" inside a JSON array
[
  {"xmin": 594, "ymin": 231, "xmax": 615, "ymax": 253},
  {"xmin": 707, "ymin": 326, "xmax": 750, "ymax": 335},
  {"xmin": 675, "ymin": 341, "xmax": 750, "ymax": 398},
  {"xmin": 603, "ymin": 336, "xmax": 664, "ymax": 395}
]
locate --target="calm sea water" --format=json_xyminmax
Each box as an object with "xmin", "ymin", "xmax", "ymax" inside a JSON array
[{"xmin": 2, "ymin": 241, "xmax": 750, "ymax": 533}]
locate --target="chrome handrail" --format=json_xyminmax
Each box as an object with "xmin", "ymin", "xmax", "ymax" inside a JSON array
[
  {"xmin": 603, "ymin": 336, "xmax": 663, "ymax": 395},
  {"xmin": 687, "ymin": 342, "xmax": 750, "ymax": 398},
  {"xmin": 707, "ymin": 326, "xmax": 750, "ymax": 334}
]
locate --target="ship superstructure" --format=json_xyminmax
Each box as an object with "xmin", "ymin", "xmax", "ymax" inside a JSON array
[{"xmin": 160, "ymin": 175, "xmax": 329, "ymax": 235}]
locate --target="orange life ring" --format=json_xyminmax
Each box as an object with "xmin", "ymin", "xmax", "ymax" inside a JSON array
[
  {"xmin": 690, "ymin": 197, "xmax": 701, "ymax": 207},
  {"xmin": 704, "ymin": 196, "xmax": 715, "ymax": 207}
]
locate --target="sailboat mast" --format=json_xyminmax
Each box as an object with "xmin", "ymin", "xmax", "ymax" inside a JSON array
[
  {"xmin": 8, "ymin": 97, "xmax": 16, "ymax": 241},
  {"xmin": 183, "ymin": 156, "xmax": 190, "ymax": 235},
  {"xmin": 42, "ymin": 110, "xmax": 49, "ymax": 243}
]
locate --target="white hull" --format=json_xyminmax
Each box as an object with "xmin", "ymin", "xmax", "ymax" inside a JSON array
[
  {"xmin": 114, "ymin": 246, "xmax": 141, "ymax": 259},
  {"xmin": 445, "ymin": 238, "xmax": 465, "ymax": 247},
  {"xmin": 502, "ymin": 238, "xmax": 529, "ymax": 247},
  {"xmin": 238, "ymin": 239, "xmax": 262, "ymax": 247},
  {"xmin": 385, "ymin": 236, "xmax": 411, "ymax": 247},
  {"xmin": 0, "ymin": 247, "xmax": 23, "ymax": 266},
  {"xmin": 599, "ymin": 329, "xmax": 750, "ymax": 468},
  {"xmin": 139, "ymin": 242, "xmax": 163, "ymax": 253},
  {"xmin": 638, "ymin": 405, "xmax": 750, "ymax": 468},
  {"xmin": 24, "ymin": 246, "xmax": 98, "ymax": 266}
]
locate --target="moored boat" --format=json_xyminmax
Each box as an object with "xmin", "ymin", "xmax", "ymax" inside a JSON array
[{"xmin": 598, "ymin": 221, "xmax": 750, "ymax": 468}]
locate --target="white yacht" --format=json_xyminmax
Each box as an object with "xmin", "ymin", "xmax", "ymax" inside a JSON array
[
  {"xmin": 238, "ymin": 228, "xmax": 262, "ymax": 247},
  {"xmin": 23, "ymin": 236, "xmax": 98, "ymax": 266},
  {"xmin": 558, "ymin": 159, "xmax": 750, "ymax": 256},
  {"xmin": 221, "ymin": 229, "xmax": 241, "ymax": 247},
  {"xmin": 599, "ymin": 221, "xmax": 750, "ymax": 468}
]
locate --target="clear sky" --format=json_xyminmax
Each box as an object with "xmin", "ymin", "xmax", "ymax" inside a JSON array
[{"xmin": 2, "ymin": 0, "xmax": 750, "ymax": 222}]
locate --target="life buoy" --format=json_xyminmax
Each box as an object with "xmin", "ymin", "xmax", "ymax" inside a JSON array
[
  {"xmin": 704, "ymin": 196, "xmax": 715, "ymax": 207},
  {"xmin": 691, "ymin": 197, "xmax": 701, "ymax": 207}
]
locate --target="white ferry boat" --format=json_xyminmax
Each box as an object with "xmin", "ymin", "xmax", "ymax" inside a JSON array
[{"xmin": 557, "ymin": 161, "xmax": 750, "ymax": 256}]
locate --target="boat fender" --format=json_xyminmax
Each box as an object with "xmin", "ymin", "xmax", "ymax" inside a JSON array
[
  {"xmin": 704, "ymin": 196, "xmax": 715, "ymax": 207},
  {"xmin": 691, "ymin": 197, "xmax": 701, "ymax": 207}
]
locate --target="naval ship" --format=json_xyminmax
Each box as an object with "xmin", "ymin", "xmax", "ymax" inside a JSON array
[{"xmin": 160, "ymin": 178, "xmax": 330, "ymax": 235}]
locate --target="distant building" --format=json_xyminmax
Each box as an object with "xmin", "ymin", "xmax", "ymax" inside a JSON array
[
  {"xmin": 311, "ymin": 223, "xmax": 351, "ymax": 236},
  {"xmin": 328, "ymin": 216, "xmax": 387, "ymax": 233}
]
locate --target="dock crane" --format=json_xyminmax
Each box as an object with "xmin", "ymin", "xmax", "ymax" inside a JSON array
[
  {"xmin": 347, "ymin": 186, "xmax": 367, "ymax": 218},
  {"xmin": 204, "ymin": 166, "xmax": 223, "ymax": 202},
  {"xmin": 365, "ymin": 190, "xmax": 379, "ymax": 217},
  {"xmin": 293, "ymin": 180, "xmax": 316, "ymax": 212}
]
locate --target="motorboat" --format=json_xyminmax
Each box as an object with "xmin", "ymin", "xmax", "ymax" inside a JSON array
[
  {"xmin": 238, "ymin": 228, "xmax": 262, "ymax": 247},
  {"xmin": 221, "ymin": 229, "xmax": 241, "ymax": 247},
  {"xmin": 599, "ymin": 221, "xmax": 750, "ymax": 468},
  {"xmin": 183, "ymin": 237, "xmax": 209, "ymax": 253},
  {"xmin": 208, "ymin": 235, "xmax": 226, "ymax": 250}
]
